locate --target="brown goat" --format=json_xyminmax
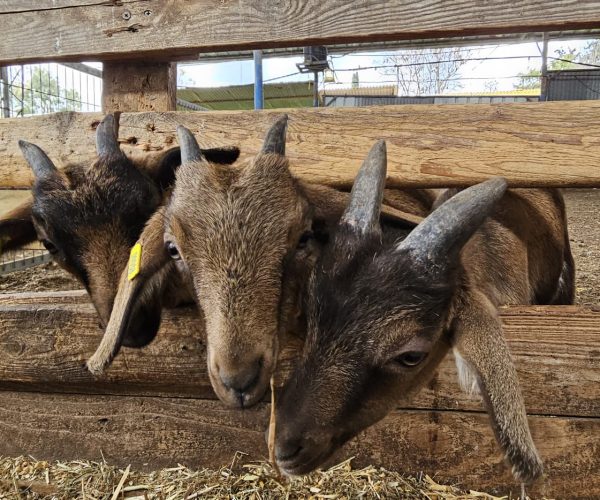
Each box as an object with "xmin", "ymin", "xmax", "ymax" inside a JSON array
[
  {"xmin": 0, "ymin": 114, "xmax": 239, "ymax": 347},
  {"xmin": 273, "ymin": 141, "xmax": 574, "ymax": 483},
  {"xmin": 87, "ymin": 115, "xmax": 436, "ymax": 409}
]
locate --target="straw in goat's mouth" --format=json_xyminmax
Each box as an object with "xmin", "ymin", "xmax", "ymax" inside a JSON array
[{"xmin": 268, "ymin": 375, "xmax": 281, "ymax": 477}]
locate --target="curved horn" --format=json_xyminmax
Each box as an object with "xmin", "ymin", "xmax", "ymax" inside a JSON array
[
  {"xmin": 177, "ymin": 125, "xmax": 205, "ymax": 164},
  {"xmin": 398, "ymin": 177, "xmax": 508, "ymax": 273},
  {"xmin": 95, "ymin": 114, "xmax": 121, "ymax": 157},
  {"xmin": 340, "ymin": 140, "xmax": 387, "ymax": 235},
  {"xmin": 18, "ymin": 140, "xmax": 60, "ymax": 182},
  {"xmin": 261, "ymin": 114, "xmax": 288, "ymax": 155}
]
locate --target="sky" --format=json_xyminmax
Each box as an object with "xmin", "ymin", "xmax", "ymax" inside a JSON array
[{"xmin": 177, "ymin": 39, "xmax": 595, "ymax": 95}]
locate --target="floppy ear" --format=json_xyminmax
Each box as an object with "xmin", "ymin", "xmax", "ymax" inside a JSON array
[
  {"xmin": 451, "ymin": 290, "xmax": 543, "ymax": 483},
  {"xmin": 86, "ymin": 208, "xmax": 172, "ymax": 375},
  {"xmin": 0, "ymin": 198, "xmax": 37, "ymax": 252},
  {"xmin": 202, "ymin": 146, "xmax": 240, "ymax": 165},
  {"xmin": 149, "ymin": 145, "xmax": 240, "ymax": 191}
]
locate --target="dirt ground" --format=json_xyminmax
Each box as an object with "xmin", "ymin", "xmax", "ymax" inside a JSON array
[
  {"xmin": 0, "ymin": 189, "xmax": 598, "ymax": 304},
  {"xmin": 563, "ymin": 189, "xmax": 600, "ymax": 305}
]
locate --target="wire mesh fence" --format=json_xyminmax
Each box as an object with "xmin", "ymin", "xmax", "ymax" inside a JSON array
[
  {"xmin": 0, "ymin": 62, "xmax": 102, "ymax": 118},
  {"xmin": 0, "ymin": 63, "xmax": 100, "ymax": 272},
  {"xmin": 0, "ymin": 246, "xmax": 51, "ymax": 275}
]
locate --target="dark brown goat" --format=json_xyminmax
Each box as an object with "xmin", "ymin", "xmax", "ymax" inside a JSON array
[
  {"xmin": 0, "ymin": 114, "xmax": 239, "ymax": 347},
  {"xmin": 274, "ymin": 141, "xmax": 574, "ymax": 483}
]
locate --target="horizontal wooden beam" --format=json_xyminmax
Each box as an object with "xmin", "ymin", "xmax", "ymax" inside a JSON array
[
  {"xmin": 2, "ymin": 1, "xmax": 600, "ymax": 64},
  {"xmin": 2, "ymin": 103, "xmax": 600, "ymax": 189},
  {"xmin": 0, "ymin": 292, "xmax": 598, "ymax": 417},
  {"xmin": 0, "ymin": 390, "xmax": 597, "ymax": 497}
]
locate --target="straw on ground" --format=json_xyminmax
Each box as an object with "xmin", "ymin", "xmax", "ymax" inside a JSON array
[{"xmin": 0, "ymin": 454, "xmax": 518, "ymax": 499}]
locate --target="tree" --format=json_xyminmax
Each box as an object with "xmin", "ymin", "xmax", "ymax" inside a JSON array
[
  {"xmin": 12, "ymin": 67, "xmax": 81, "ymax": 116},
  {"xmin": 378, "ymin": 47, "xmax": 473, "ymax": 95},
  {"xmin": 514, "ymin": 42, "xmax": 600, "ymax": 91},
  {"xmin": 578, "ymin": 40, "xmax": 600, "ymax": 65},
  {"xmin": 514, "ymin": 68, "xmax": 542, "ymax": 90},
  {"xmin": 484, "ymin": 80, "xmax": 499, "ymax": 92}
]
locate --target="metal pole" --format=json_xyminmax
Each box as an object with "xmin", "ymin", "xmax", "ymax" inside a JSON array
[
  {"xmin": 313, "ymin": 71, "xmax": 319, "ymax": 107},
  {"xmin": 540, "ymin": 32, "xmax": 549, "ymax": 102},
  {"xmin": 0, "ymin": 66, "xmax": 10, "ymax": 118},
  {"xmin": 253, "ymin": 50, "xmax": 263, "ymax": 110}
]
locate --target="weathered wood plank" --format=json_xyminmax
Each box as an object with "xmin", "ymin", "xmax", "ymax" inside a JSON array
[
  {"xmin": 102, "ymin": 62, "xmax": 176, "ymax": 113},
  {"xmin": 0, "ymin": 390, "xmax": 597, "ymax": 497},
  {"xmin": 2, "ymin": 1, "xmax": 600, "ymax": 64},
  {"xmin": 2, "ymin": 103, "xmax": 600, "ymax": 189},
  {"xmin": 0, "ymin": 289, "xmax": 87, "ymax": 305},
  {"xmin": 0, "ymin": 293, "xmax": 597, "ymax": 417}
]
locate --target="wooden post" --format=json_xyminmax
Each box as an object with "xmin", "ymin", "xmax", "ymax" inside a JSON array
[
  {"xmin": 0, "ymin": 66, "xmax": 10, "ymax": 118},
  {"xmin": 540, "ymin": 32, "xmax": 549, "ymax": 102},
  {"xmin": 101, "ymin": 61, "xmax": 176, "ymax": 112}
]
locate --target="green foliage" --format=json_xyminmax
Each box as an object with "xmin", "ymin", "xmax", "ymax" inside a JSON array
[
  {"xmin": 12, "ymin": 67, "xmax": 81, "ymax": 116},
  {"xmin": 514, "ymin": 40, "xmax": 600, "ymax": 91}
]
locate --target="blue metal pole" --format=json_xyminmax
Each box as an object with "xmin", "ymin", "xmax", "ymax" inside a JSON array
[{"xmin": 253, "ymin": 50, "xmax": 264, "ymax": 109}]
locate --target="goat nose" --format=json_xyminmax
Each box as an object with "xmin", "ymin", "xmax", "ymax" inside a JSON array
[
  {"xmin": 275, "ymin": 436, "xmax": 303, "ymax": 463},
  {"xmin": 219, "ymin": 357, "xmax": 262, "ymax": 394}
]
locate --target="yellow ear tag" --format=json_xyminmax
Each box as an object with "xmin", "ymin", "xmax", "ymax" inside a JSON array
[{"xmin": 127, "ymin": 243, "xmax": 142, "ymax": 281}]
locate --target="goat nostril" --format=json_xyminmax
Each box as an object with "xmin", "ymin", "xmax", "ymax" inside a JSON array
[
  {"xmin": 276, "ymin": 442, "xmax": 303, "ymax": 462},
  {"xmin": 219, "ymin": 357, "xmax": 263, "ymax": 394}
]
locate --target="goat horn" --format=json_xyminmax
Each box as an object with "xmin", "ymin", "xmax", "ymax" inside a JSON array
[
  {"xmin": 95, "ymin": 114, "xmax": 121, "ymax": 157},
  {"xmin": 177, "ymin": 125, "xmax": 205, "ymax": 163},
  {"xmin": 261, "ymin": 114, "xmax": 288, "ymax": 155},
  {"xmin": 340, "ymin": 140, "xmax": 387, "ymax": 235},
  {"xmin": 18, "ymin": 140, "xmax": 60, "ymax": 181},
  {"xmin": 397, "ymin": 177, "xmax": 508, "ymax": 275}
]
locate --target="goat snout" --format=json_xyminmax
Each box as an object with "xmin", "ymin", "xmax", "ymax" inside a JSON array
[
  {"xmin": 275, "ymin": 437, "xmax": 303, "ymax": 463},
  {"xmin": 219, "ymin": 357, "xmax": 262, "ymax": 394},
  {"xmin": 274, "ymin": 429, "xmax": 331, "ymax": 476}
]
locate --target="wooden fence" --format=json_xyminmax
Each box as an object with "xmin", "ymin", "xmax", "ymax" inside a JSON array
[{"xmin": 0, "ymin": 1, "xmax": 599, "ymax": 497}]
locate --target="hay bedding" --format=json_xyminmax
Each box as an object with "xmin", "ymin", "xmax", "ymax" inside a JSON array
[{"xmin": 0, "ymin": 455, "xmax": 511, "ymax": 500}]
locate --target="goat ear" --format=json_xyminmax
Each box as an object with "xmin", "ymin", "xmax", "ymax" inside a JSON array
[
  {"xmin": 261, "ymin": 114, "xmax": 288, "ymax": 155},
  {"xmin": 86, "ymin": 208, "xmax": 171, "ymax": 375},
  {"xmin": 339, "ymin": 140, "xmax": 387, "ymax": 236},
  {"xmin": 96, "ymin": 114, "xmax": 122, "ymax": 157},
  {"xmin": 150, "ymin": 145, "xmax": 240, "ymax": 191},
  {"xmin": 202, "ymin": 145, "xmax": 240, "ymax": 165},
  {"xmin": 451, "ymin": 291, "xmax": 543, "ymax": 483},
  {"xmin": 19, "ymin": 140, "xmax": 63, "ymax": 185},
  {"xmin": 0, "ymin": 198, "xmax": 36, "ymax": 252},
  {"xmin": 397, "ymin": 178, "xmax": 507, "ymax": 277}
]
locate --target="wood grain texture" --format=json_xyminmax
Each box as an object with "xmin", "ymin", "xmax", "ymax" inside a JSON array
[
  {"xmin": 0, "ymin": 293, "xmax": 597, "ymax": 417},
  {"xmin": 2, "ymin": 103, "xmax": 600, "ymax": 189},
  {"xmin": 2, "ymin": 1, "xmax": 600, "ymax": 64},
  {"xmin": 102, "ymin": 62, "xmax": 176, "ymax": 112},
  {"xmin": 0, "ymin": 390, "xmax": 597, "ymax": 497}
]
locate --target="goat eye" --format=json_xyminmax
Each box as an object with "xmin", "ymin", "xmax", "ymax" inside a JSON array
[
  {"xmin": 41, "ymin": 239, "xmax": 57, "ymax": 254},
  {"xmin": 395, "ymin": 351, "xmax": 428, "ymax": 367},
  {"xmin": 297, "ymin": 230, "xmax": 314, "ymax": 249},
  {"xmin": 165, "ymin": 241, "xmax": 181, "ymax": 260}
]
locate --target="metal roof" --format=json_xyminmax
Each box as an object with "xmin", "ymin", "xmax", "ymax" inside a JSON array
[{"xmin": 177, "ymin": 82, "xmax": 315, "ymax": 110}]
